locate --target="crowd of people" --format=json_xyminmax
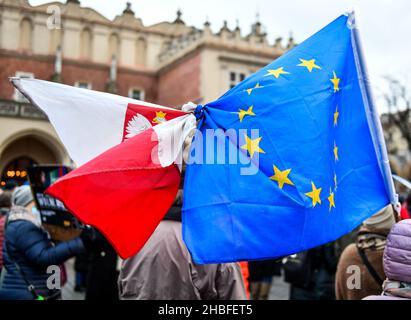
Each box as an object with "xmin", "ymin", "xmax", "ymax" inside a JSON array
[{"xmin": 0, "ymin": 179, "xmax": 410, "ymax": 300}]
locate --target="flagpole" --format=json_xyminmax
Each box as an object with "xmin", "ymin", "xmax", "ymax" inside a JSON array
[{"xmin": 349, "ymin": 11, "xmax": 398, "ymax": 205}]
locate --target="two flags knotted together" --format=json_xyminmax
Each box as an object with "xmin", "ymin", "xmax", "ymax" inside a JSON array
[{"xmin": 12, "ymin": 12, "xmax": 396, "ymax": 263}]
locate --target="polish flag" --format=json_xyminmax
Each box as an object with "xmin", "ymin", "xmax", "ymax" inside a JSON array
[
  {"xmin": 12, "ymin": 78, "xmax": 196, "ymax": 258},
  {"xmin": 11, "ymin": 78, "xmax": 188, "ymax": 166}
]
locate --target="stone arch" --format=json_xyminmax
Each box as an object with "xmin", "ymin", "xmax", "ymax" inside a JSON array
[
  {"xmin": 1, "ymin": 156, "xmax": 37, "ymax": 186},
  {"xmin": 135, "ymin": 37, "xmax": 147, "ymax": 66},
  {"xmin": 0, "ymin": 130, "xmax": 67, "ymax": 179},
  {"xmin": 19, "ymin": 17, "xmax": 33, "ymax": 51}
]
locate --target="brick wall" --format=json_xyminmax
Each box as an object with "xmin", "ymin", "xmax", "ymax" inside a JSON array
[
  {"xmin": 0, "ymin": 52, "xmax": 55, "ymax": 100},
  {"xmin": 117, "ymin": 70, "xmax": 157, "ymax": 103},
  {"xmin": 0, "ymin": 51, "xmax": 157, "ymax": 103},
  {"xmin": 60, "ymin": 61, "xmax": 109, "ymax": 92},
  {"xmin": 157, "ymin": 52, "xmax": 201, "ymax": 108}
]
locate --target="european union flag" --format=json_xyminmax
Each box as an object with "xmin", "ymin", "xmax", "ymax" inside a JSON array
[{"xmin": 183, "ymin": 13, "xmax": 396, "ymax": 264}]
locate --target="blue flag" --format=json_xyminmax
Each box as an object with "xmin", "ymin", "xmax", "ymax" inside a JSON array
[{"xmin": 182, "ymin": 13, "xmax": 396, "ymax": 264}]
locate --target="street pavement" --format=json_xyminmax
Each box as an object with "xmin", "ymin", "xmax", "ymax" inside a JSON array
[
  {"xmin": 61, "ymin": 258, "xmax": 84, "ymax": 300},
  {"xmin": 268, "ymin": 274, "xmax": 290, "ymax": 300}
]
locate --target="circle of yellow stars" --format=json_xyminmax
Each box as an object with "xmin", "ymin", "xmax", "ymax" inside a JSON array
[{"xmin": 238, "ymin": 57, "xmax": 341, "ymax": 211}]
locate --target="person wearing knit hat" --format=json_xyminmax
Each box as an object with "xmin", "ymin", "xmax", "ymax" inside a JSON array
[
  {"xmin": 11, "ymin": 185, "xmax": 34, "ymax": 208},
  {"xmin": 335, "ymin": 204, "xmax": 397, "ymax": 300}
]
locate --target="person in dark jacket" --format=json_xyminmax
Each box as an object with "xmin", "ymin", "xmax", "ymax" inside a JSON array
[
  {"xmin": 0, "ymin": 186, "xmax": 89, "ymax": 300},
  {"xmin": 248, "ymin": 259, "xmax": 282, "ymax": 300},
  {"xmin": 73, "ymin": 252, "xmax": 89, "ymax": 292},
  {"xmin": 0, "ymin": 191, "xmax": 12, "ymax": 271},
  {"xmin": 85, "ymin": 229, "xmax": 119, "ymax": 300},
  {"xmin": 285, "ymin": 242, "xmax": 339, "ymax": 300}
]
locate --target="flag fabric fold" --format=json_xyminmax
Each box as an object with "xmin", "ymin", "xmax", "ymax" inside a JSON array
[
  {"xmin": 46, "ymin": 126, "xmax": 178, "ymax": 259},
  {"xmin": 12, "ymin": 78, "xmax": 196, "ymax": 258},
  {"xmin": 46, "ymin": 113, "xmax": 196, "ymax": 258},
  {"xmin": 11, "ymin": 78, "xmax": 187, "ymax": 166},
  {"xmin": 182, "ymin": 13, "xmax": 396, "ymax": 264}
]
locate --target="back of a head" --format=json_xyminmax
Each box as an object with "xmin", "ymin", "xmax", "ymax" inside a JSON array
[
  {"xmin": 383, "ymin": 219, "xmax": 411, "ymax": 283},
  {"xmin": 0, "ymin": 191, "xmax": 12, "ymax": 209},
  {"xmin": 11, "ymin": 185, "xmax": 34, "ymax": 208}
]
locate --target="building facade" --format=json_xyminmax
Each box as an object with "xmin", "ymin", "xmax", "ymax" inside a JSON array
[
  {"xmin": 381, "ymin": 114, "xmax": 411, "ymax": 189},
  {"xmin": 0, "ymin": 0, "xmax": 294, "ymax": 186}
]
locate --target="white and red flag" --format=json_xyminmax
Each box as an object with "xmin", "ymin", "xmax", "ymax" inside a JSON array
[{"xmin": 12, "ymin": 78, "xmax": 196, "ymax": 258}]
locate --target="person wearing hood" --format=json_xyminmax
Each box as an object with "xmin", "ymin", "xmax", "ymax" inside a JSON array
[
  {"xmin": 364, "ymin": 219, "xmax": 411, "ymax": 300},
  {"xmin": 118, "ymin": 188, "xmax": 247, "ymax": 300},
  {"xmin": 335, "ymin": 205, "xmax": 397, "ymax": 300},
  {"xmin": 0, "ymin": 186, "xmax": 91, "ymax": 300}
]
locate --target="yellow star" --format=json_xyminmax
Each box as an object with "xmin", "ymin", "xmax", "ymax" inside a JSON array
[
  {"xmin": 330, "ymin": 71, "xmax": 340, "ymax": 93},
  {"xmin": 246, "ymin": 83, "xmax": 262, "ymax": 95},
  {"xmin": 241, "ymin": 134, "xmax": 265, "ymax": 158},
  {"xmin": 305, "ymin": 181, "xmax": 322, "ymax": 207},
  {"xmin": 265, "ymin": 67, "xmax": 290, "ymax": 79},
  {"xmin": 333, "ymin": 142, "xmax": 339, "ymax": 161},
  {"xmin": 328, "ymin": 188, "xmax": 336, "ymax": 211},
  {"xmin": 153, "ymin": 111, "xmax": 167, "ymax": 124},
  {"xmin": 269, "ymin": 165, "xmax": 295, "ymax": 189},
  {"xmin": 237, "ymin": 106, "xmax": 256, "ymax": 122},
  {"xmin": 297, "ymin": 58, "xmax": 321, "ymax": 72},
  {"xmin": 334, "ymin": 105, "xmax": 339, "ymax": 126}
]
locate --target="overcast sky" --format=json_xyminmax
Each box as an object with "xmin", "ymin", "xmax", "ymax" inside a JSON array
[{"xmin": 30, "ymin": 0, "xmax": 411, "ymax": 106}]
